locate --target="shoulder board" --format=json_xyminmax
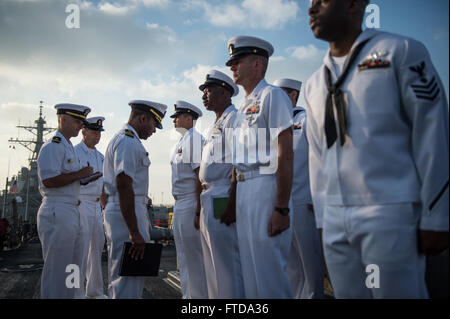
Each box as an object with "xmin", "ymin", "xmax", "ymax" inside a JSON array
[
  {"xmin": 293, "ymin": 109, "xmax": 304, "ymax": 117},
  {"xmin": 52, "ymin": 136, "xmax": 61, "ymax": 143},
  {"xmin": 124, "ymin": 129, "xmax": 135, "ymax": 138}
]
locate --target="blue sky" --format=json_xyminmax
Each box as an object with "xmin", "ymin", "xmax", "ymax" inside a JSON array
[{"xmin": 0, "ymin": 0, "xmax": 448, "ymax": 205}]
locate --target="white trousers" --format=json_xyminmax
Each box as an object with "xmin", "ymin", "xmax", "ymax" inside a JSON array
[
  {"xmin": 103, "ymin": 199, "xmax": 150, "ymax": 299},
  {"xmin": 79, "ymin": 196, "xmax": 105, "ymax": 298},
  {"xmin": 173, "ymin": 194, "xmax": 208, "ymax": 299},
  {"xmin": 236, "ymin": 175, "xmax": 293, "ymax": 298},
  {"xmin": 323, "ymin": 203, "xmax": 428, "ymax": 299},
  {"xmin": 37, "ymin": 199, "xmax": 85, "ymax": 299},
  {"xmin": 199, "ymin": 184, "xmax": 245, "ymax": 299},
  {"xmin": 286, "ymin": 203, "xmax": 324, "ymax": 299}
]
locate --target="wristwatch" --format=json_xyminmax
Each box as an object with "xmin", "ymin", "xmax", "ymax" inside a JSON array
[{"xmin": 274, "ymin": 207, "xmax": 290, "ymax": 216}]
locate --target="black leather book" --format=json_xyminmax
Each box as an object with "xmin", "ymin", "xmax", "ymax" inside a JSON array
[{"xmin": 119, "ymin": 242, "xmax": 162, "ymax": 276}]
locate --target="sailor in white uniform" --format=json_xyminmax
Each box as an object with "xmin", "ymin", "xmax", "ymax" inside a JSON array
[
  {"xmin": 37, "ymin": 103, "xmax": 97, "ymax": 299},
  {"xmin": 198, "ymin": 70, "xmax": 245, "ymax": 298},
  {"xmin": 103, "ymin": 100, "xmax": 167, "ymax": 299},
  {"xmin": 225, "ymin": 36, "xmax": 294, "ymax": 298},
  {"xmin": 170, "ymin": 100, "xmax": 208, "ymax": 299},
  {"xmin": 274, "ymin": 78, "xmax": 324, "ymax": 299},
  {"xmin": 74, "ymin": 117, "xmax": 107, "ymax": 299},
  {"xmin": 306, "ymin": 0, "xmax": 449, "ymax": 298}
]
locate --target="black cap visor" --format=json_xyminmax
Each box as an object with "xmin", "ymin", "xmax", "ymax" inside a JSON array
[
  {"xmin": 170, "ymin": 109, "xmax": 199, "ymax": 120},
  {"xmin": 226, "ymin": 46, "xmax": 269, "ymax": 66},
  {"xmin": 199, "ymin": 79, "xmax": 235, "ymax": 95},
  {"xmin": 131, "ymin": 103, "xmax": 164, "ymax": 129}
]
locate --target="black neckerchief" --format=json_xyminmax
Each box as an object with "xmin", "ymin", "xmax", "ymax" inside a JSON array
[{"xmin": 324, "ymin": 38, "xmax": 370, "ymax": 148}]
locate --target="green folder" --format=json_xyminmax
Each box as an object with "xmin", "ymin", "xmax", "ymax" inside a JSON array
[{"xmin": 213, "ymin": 197, "xmax": 229, "ymax": 219}]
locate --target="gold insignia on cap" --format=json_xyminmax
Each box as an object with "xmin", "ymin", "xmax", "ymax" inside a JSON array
[{"xmin": 229, "ymin": 44, "xmax": 234, "ymax": 55}]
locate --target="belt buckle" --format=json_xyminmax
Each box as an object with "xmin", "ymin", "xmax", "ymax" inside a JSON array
[{"xmin": 237, "ymin": 173, "xmax": 245, "ymax": 182}]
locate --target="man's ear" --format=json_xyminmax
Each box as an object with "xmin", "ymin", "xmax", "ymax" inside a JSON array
[{"xmin": 139, "ymin": 114, "xmax": 147, "ymax": 124}]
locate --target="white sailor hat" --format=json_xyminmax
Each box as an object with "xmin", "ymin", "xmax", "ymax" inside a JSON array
[
  {"xmin": 199, "ymin": 70, "xmax": 239, "ymax": 97},
  {"xmin": 84, "ymin": 116, "xmax": 105, "ymax": 131},
  {"xmin": 128, "ymin": 100, "xmax": 167, "ymax": 129},
  {"xmin": 273, "ymin": 78, "xmax": 302, "ymax": 92},
  {"xmin": 226, "ymin": 36, "xmax": 274, "ymax": 67},
  {"xmin": 55, "ymin": 103, "xmax": 91, "ymax": 122},
  {"xmin": 170, "ymin": 100, "xmax": 203, "ymax": 119}
]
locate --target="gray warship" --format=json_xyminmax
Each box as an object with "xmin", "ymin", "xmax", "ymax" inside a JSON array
[{"xmin": 0, "ymin": 101, "xmax": 55, "ymax": 248}]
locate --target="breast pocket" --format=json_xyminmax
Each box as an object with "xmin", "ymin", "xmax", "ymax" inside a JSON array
[
  {"xmin": 62, "ymin": 156, "xmax": 79, "ymax": 173},
  {"xmin": 142, "ymin": 156, "xmax": 150, "ymax": 167}
]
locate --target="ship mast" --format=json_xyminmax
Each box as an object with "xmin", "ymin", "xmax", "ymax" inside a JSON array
[
  {"xmin": 5, "ymin": 101, "xmax": 56, "ymax": 222},
  {"xmin": 8, "ymin": 101, "xmax": 55, "ymax": 161}
]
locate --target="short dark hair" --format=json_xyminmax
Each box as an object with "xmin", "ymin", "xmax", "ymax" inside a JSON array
[{"xmin": 248, "ymin": 55, "xmax": 268, "ymax": 77}]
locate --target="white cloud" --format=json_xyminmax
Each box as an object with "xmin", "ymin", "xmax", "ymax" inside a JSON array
[
  {"xmin": 288, "ymin": 44, "xmax": 325, "ymax": 60},
  {"xmin": 270, "ymin": 56, "xmax": 286, "ymax": 62},
  {"xmin": 98, "ymin": 2, "xmax": 133, "ymax": 15},
  {"xmin": 126, "ymin": 0, "xmax": 171, "ymax": 8},
  {"xmin": 186, "ymin": 0, "xmax": 299, "ymax": 29},
  {"xmin": 146, "ymin": 23, "xmax": 177, "ymax": 42}
]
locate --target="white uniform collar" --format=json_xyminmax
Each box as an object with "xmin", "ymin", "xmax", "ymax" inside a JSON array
[
  {"xmin": 217, "ymin": 104, "xmax": 236, "ymax": 123},
  {"xmin": 323, "ymin": 28, "xmax": 380, "ymax": 71},
  {"xmin": 247, "ymin": 78, "xmax": 268, "ymax": 99},
  {"xmin": 79, "ymin": 140, "xmax": 96, "ymax": 153},
  {"xmin": 55, "ymin": 130, "xmax": 72, "ymax": 147},
  {"xmin": 124, "ymin": 123, "xmax": 140, "ymax": 140}
]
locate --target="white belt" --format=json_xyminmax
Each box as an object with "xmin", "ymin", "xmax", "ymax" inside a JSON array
[
  {"xmin": 43, "ymin": 196, "xmax": 80, "ymax": 206},
  {"xmin": 108, "ymin": 195, "xmax": 148, "ymax": 205},
  {"xmin": 79, "ymin": 194, "xmax": 100, "ymax": 202},
  {"xmin": 201, "ymin": 178, "xmax": 230, "ymax": 190},
  {"xmin": 173, "ymin": 192, "xmax": 197, "ymax": 201},
  {"xmin": 236, "ymin": 170, "xmax": 275, "ymax": 182}
]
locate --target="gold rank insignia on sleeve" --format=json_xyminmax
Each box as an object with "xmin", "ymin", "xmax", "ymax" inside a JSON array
[
  {"xmin": 124, "ymin": 129, "xmax": 135, "ymax": 138},
  {"xmin": 52, "ymin": 136, "xmax": 61, "ymax": 143}
]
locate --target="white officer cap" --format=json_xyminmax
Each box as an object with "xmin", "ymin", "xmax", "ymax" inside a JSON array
[
  {"xmin": 273, "ymin": 78, "xmax": 302, "ymax": 92},
  {"xmin": 170, "ymin": 100, "xmax": 203, "ymax": 119},
  {"xmin": 199, "ymin": 70, "xmax": 239, "ymax": 97},
  {"xmin": 84, "ymin": 116, "xmax": 105, "ymax": 131},
  {"xmin": 55, "ymin": 103, "xmax": 91, "ymax": 122},
  {"xmin": 226, "ymin": 36, "xmax": 274, "ymax": 67},
  {"xmin": 128, "ymin": 100, "xmax": 167, "ymax": 129}
]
